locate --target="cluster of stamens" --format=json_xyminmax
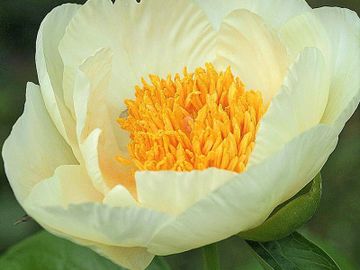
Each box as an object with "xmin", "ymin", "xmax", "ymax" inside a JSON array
[{"xmin": 118, "ymin": 63, "xmax": 266, "ymax": 173}]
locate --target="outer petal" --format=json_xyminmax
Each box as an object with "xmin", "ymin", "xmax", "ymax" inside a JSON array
[
  {"xmin": 43, "ymin": 222, "xmax": 154, "ymax": 270},
  {"xmin": 148, "ymin": 124, "xmax": 338, "ymax": 255},
  {"xmin": 36, "ymin": 3, "xmax": 81, "ymax": 159},
  {"xmin": 193, "ymin": 0, "xmax": 310, "ymax": 30},
  {"xmin": 249, "ymin": 48, "xmax": 330, "ymax": 165},
  {"xmin": 135, "ymin": 168, "xmax": 237, "ymax": 214},
  {"xmin": 313, "ymin": 7, "xmax": 360, "ymax": 130},
  {"xmin": 24, "ymin": 176, "xmax": 172, "ymax": 247},
  {"xmin": 2, "ymin": 83, "xmax": 76, "ymax": 205},
  {"xmin": 216, "ymin": 9, "xmax": 288, "ymax": 101}
]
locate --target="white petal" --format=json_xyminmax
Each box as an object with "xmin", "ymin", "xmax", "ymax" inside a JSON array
[
  {"xmin": 36, "ymin": 3, "xmax": 81, "ymax": 159},
  {"xmin": 73, "ymin": 48, "xmax": 135, "ymax": 195},
  {"xmin": 2, "ymin": 83, "xmax": 76, "ymax": 205},
  {"xmin": 279, "ymin": 11, "xmax": 331, "ymax": 64},
  {"xmin": 59, "ymin": 0, "xmax": 215, "ymax": 141},
  {"xmin": 23, "ymin": 163, "xmax": 161, "ymax": 250},
  {"xmin": 193, "ymin": 0, "xmax": 310, "ymax": 30},
  {"xmin": 148, "ymin": 124, "xmax": 338, "ymax": 255},
  {"xmin": 23, "ymin": 165, "xmax": 102, "ymax": 208},
  {"xmin": 250, "ymin": 48, "xmax": 330, "ymax": 165},
  {"xmin": 24, "ymin": 194, "xmax": 172, "ymax": 248},
  {"xmin": 216, "ymin": 9, "xmax": 288, "ymax": 101},
  {"xmin": 103, "ymin": 185, "xmax": 138, "ymax": 207},
  {"xmin": 44, "ymin": 226, "xmax": 154, "ymax": 270},
  {"xmin": 92, "ymin": 245, "xmax": 153, "ymax": 270},
  {"xmin": 313, "ymin": 7, "xmax": 360, "ymax": 131},
  {"xmin": 59, "ymin": 0, "xmax": 116, "ymax": 118},
  {"xmin": 113, "ymin": 0, "xmax": 215, "ymax": 77},
  {"xmin": 136, "ymin": 168, "xmax": 237, "ymax": 214}
]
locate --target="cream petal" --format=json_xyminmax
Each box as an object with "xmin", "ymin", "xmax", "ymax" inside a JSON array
[
  {"xmin": 148, "ymin": 124, "xmax": 338, "ymax": 255},
  {"xmin": 24, "ymin": 195, "xmax": 171, "ymax": 248},
  {"xmin": 103, "ymin": 185, "xmax": 138, "ymax": 208},
  {"xmin": 79, "ymin": 129, "xmax": 111, "ymax": 194},
  {"xmin": 279, "ymin": 11, "xmax": 331, "ymax": 64},
  {"xmin": 216, "ymin": 9, "xmax": 288, "ymax": 101},
  {"xmin": 73, "ymin": 48, "xmax": 135, "ymax": 195},
  {"xmin": 313, "ymin": 7, "xmax": 360, "ymax": 130},
  {"xmin": 135, "ymin": 168, "xmax": 237, "ymax": 214},
  {"xmin": 2, "ymin": 83, "xmax": 76, "ymax": 205},
  {"xmin": 113, "ymin": 0, "xmax": 216, "ymax": 78},
  {"xmin": 249, "ymin": 48, "xmax": 330, "ymax": 165},
  {"xmin": 23, "ymin": 165, "xmax": 102, "ymax": 207},
  {"xmin": 193, "ymin": 0, "xmax": 310, "ymax": 30},
  {"xmin": 59, "ymin": 0, "xmax": 117, "ymax": 118},
  {"xmin": 91, "ymin": 244, "xmax": 153, "ymax": 270},
  {"xmin": 36, "ymin": 3, "xmax": 81, "ymax": 160},
  {"xmin": 59, "ymin": 0, "xmax": 216, "ymax": 143},
  {"xmin": 42, "ymin": 224, "xmax": 154, "ymax": 270}
]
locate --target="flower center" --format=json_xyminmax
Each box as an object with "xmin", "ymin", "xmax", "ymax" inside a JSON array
[{"xmin": 118, "ymin": 63, "xmax": 266, "ymax": 173}]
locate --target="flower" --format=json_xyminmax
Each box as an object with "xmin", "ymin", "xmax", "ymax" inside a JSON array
[{"xmin": 2, "ymin": 0, "xmax": 359, "ymax": 269}]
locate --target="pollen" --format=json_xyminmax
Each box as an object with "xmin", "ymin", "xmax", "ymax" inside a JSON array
[{"xmin": 117, "ymin": 63, "xmax": 267, "ymax": 173}]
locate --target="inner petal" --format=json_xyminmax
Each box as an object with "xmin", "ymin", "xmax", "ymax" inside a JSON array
[{"xmin": 118, "ymin": 64, "xmax": 267, "ymax": 173}]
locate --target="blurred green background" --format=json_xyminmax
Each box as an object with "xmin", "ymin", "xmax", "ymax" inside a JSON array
[{"xmin": 0, "ymin": 0, "xmax": 359, "ymax": 269}]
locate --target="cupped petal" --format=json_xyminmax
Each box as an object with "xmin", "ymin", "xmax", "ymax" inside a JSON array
[
  {"xmin": 249, "ymin": 48, "xmax": 330, "ymax": 165},
  {"xmin": 112, "ymin": 0, "xmax": 216, "ymax": 78},
  {"xmin": 36, "ymin": 3, "xmax": 81, "ymax": 159},
  {"xmin": 59, "ymin": 0, "xmax": 116, "ymax": 117},
  {"xmin": 2, "ymin": 83, "xmax": 76, "ymax": 205},
  {"xmin": 148, "ymin": 124, "xmax": 338, "ymax": 255},
  {"xmin": 23, "ymin": 165, "xmax": 102, "ymax": 208},
  {"xmin": 279, "ymin": 11, "xmax": 331, "ymax": 64},
  {"xmin": 216, "ymin": 9, "xmax": 288, "ymax": 101},
  {"xmin": 135, "ymin": 168, "xmax": 237, "ymax": 215},
  {"xmin": 73, "ymin": 48, "xmax": 135, "ymax": 195},
  {"xmin": 193, "ymin": 0, "xmax": 310, "ymax": 31},
  {"xmin": 313, "ymin": 7, "xmax": 360, "ymax": 130},
  {"xmin": 59, "ymin": 0, "xmax": 216, "ymax": 138}
]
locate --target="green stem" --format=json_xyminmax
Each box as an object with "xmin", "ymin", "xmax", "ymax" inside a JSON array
[{"xmin": 202, "ymin": 243, "xmax": 220, "ymax": 270}]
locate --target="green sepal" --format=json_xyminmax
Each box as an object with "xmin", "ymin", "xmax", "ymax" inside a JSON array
[
  {"xmin": 246, "ymin": 231, "xmax": 340, "ymax": 270},
  {"xmin": 239, "ymin": 173, "xmax": 322, "ymax": 242}
]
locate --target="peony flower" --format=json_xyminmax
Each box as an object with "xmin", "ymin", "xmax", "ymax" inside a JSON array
[{"xmin": 3, "ymin": 0, "xmax": 359, "ymax": 269}]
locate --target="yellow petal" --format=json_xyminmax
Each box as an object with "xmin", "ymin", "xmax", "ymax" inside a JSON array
[
  {"xmin": 193, "ymin": 0, "xmax": 310, "ymax": 30},
  {"xmin": 216, "ymin": 9, "xmax": 288, "ymax": 101},
  {"xmin": 250, "ymin": 48, "xmax": 330, "ymax": 165},
  {"xmin": 148, "ymin": 124, "xmax": 337, "ymax": 255},
  {"xmin": 36, "ymin": 3, "xmax": 81, "ymax": 160},
  {"xmin": 2, "ymin": 83, "xmax": 76, "ymax": 205},
  {"xmin": 313, "ymin": 7, "xmax": 360, "ymax": 131}
]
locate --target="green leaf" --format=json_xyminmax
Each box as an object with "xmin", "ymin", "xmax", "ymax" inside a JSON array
[
  {"xmin": 246, "ymin": 232, "xmax": 340, "ymax": 270},
  {"xmin": 239, "ymin": 174, "xmax": 322, "ymax": 242},
  {"xmin": 0, "ymin": 231, "xmax": 122, "ymax": 270},
  {"xmin": 0, "ymin": 231, "xmax": 170, "ymax": 270}
]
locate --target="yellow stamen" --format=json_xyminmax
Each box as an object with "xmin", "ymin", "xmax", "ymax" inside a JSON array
[{"xmin": 118, "ymin": 63, "xmax": 267, "ymax": 173}]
